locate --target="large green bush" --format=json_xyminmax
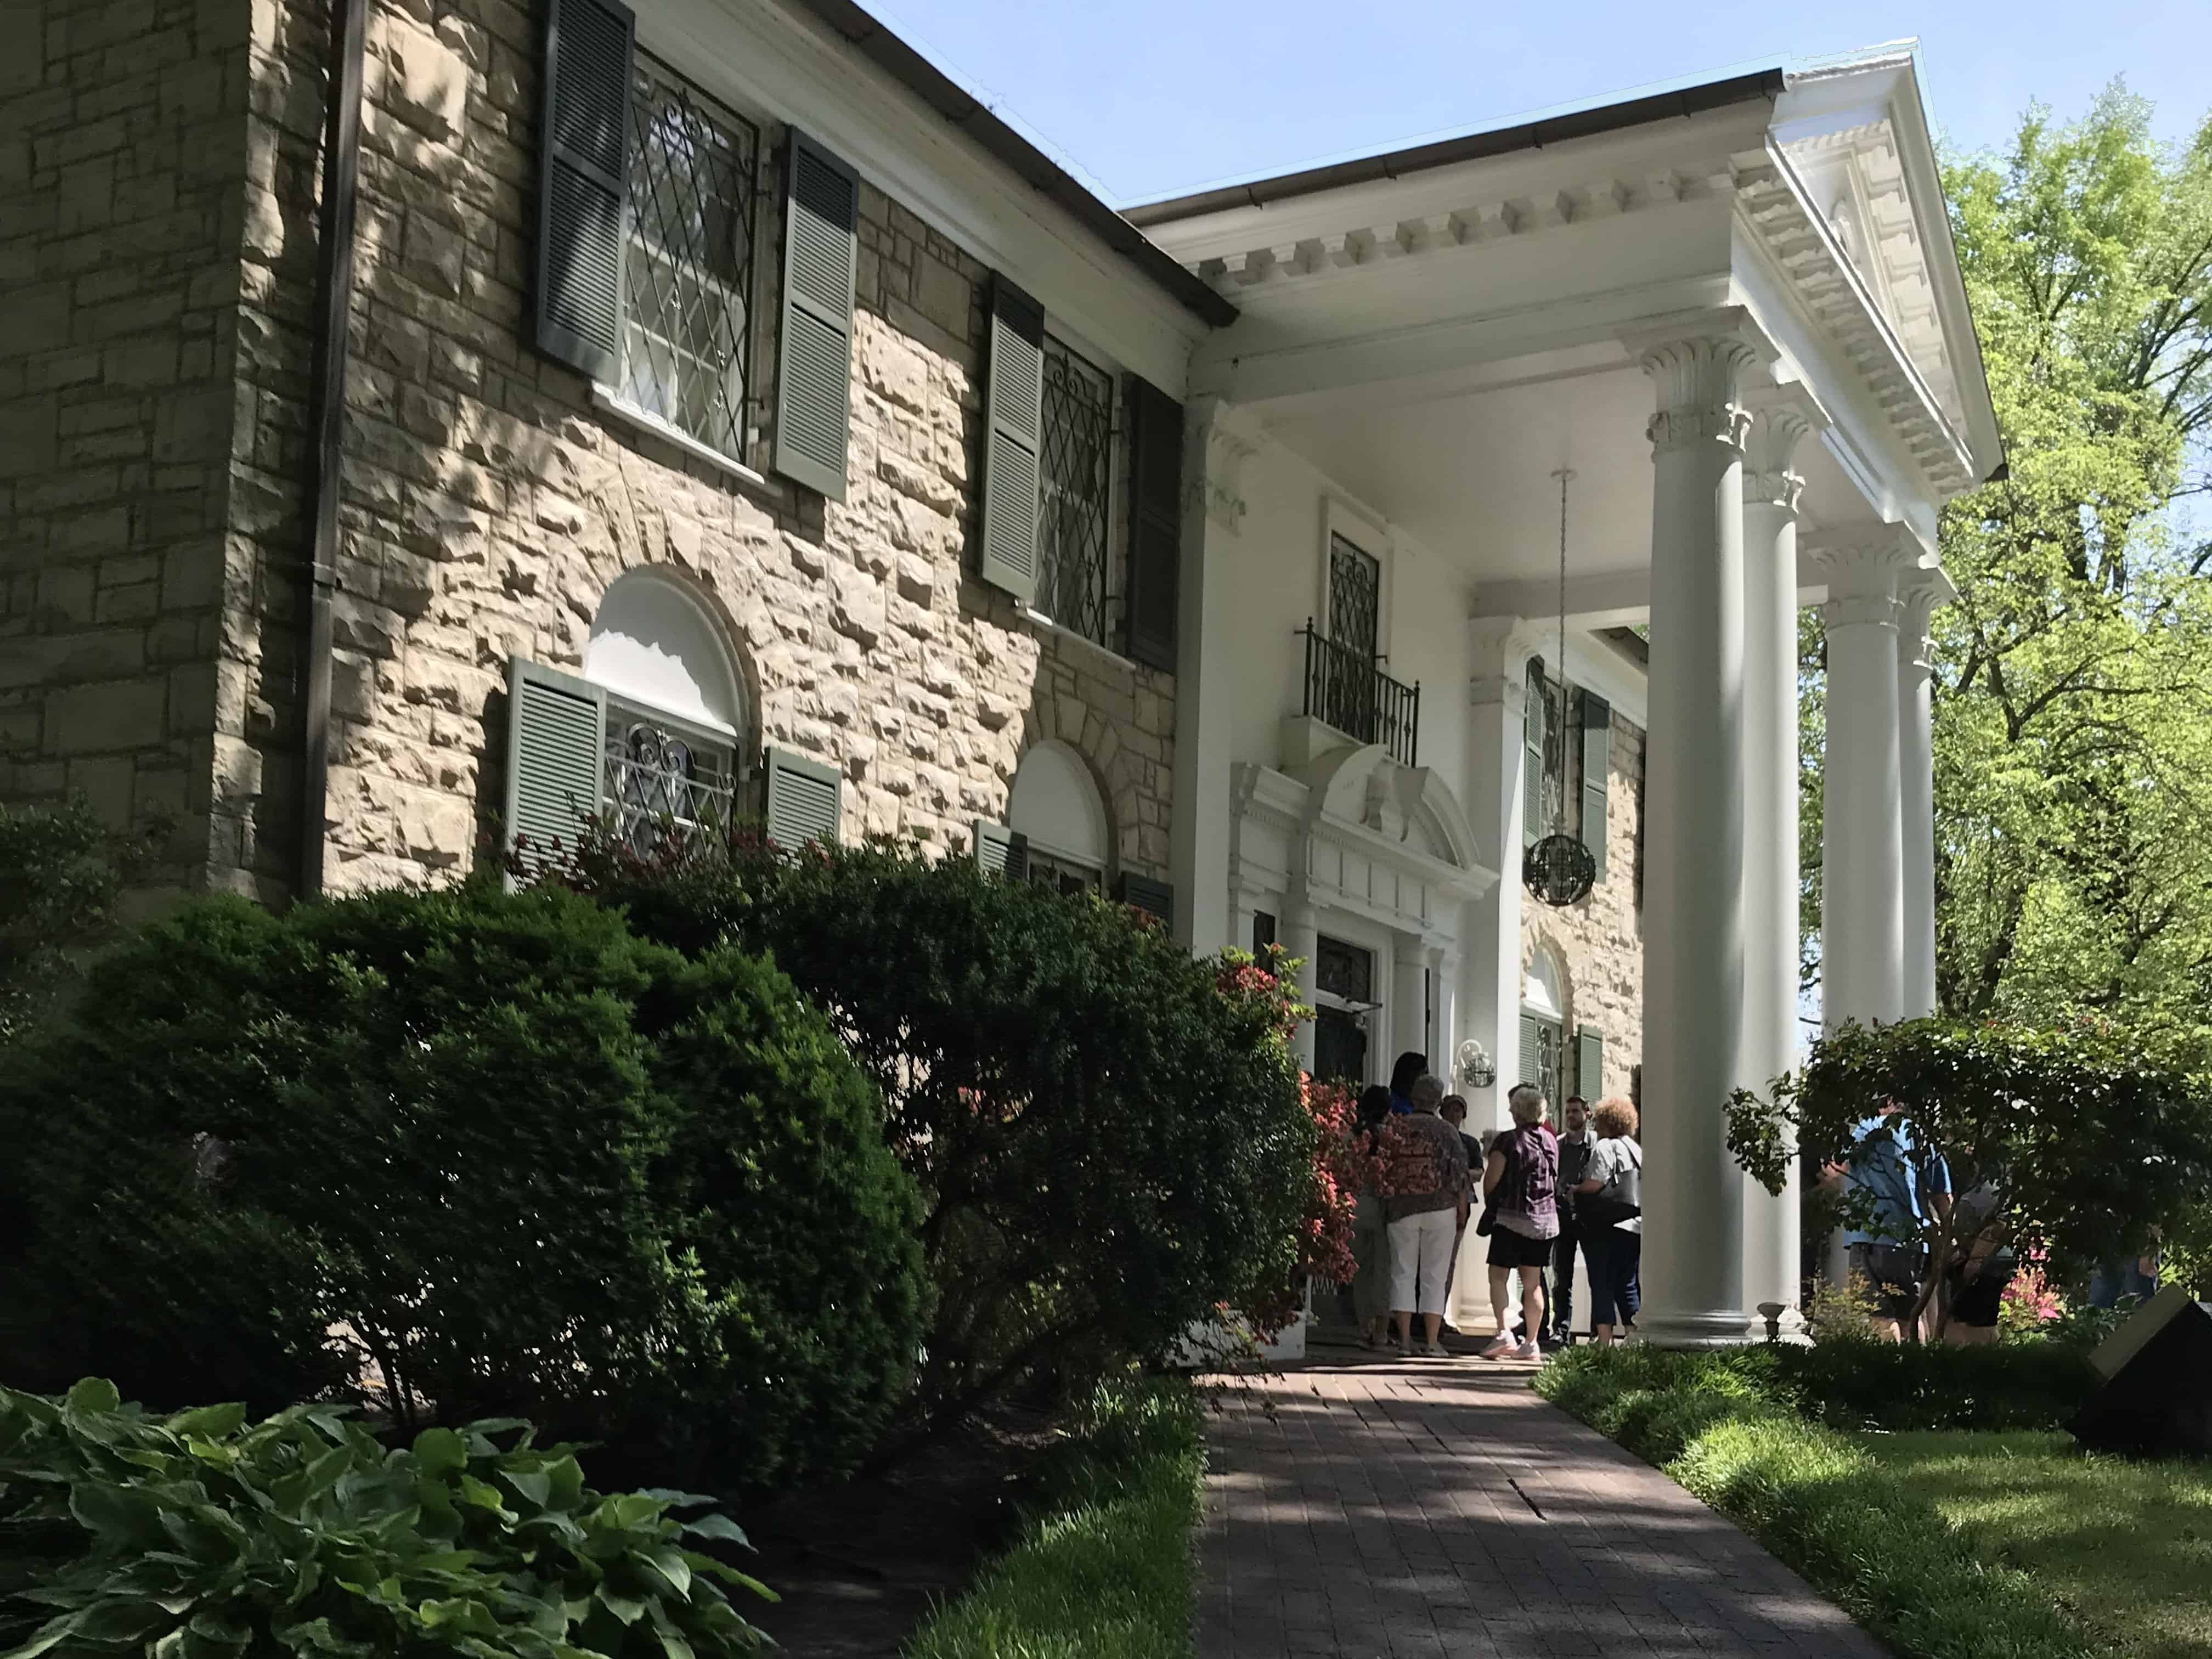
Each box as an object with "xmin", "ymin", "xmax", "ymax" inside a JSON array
[
  {"xmin": 538, "ymin": 837, "xmax": 1314, "ymax": 1429},
  {"xmin": 2, "ymin": 884, "xmax": 927, "ymax": 1493},
  {"xmin": 0, "ymin": 1378, "xmax": 770, "ymax": 1659}
]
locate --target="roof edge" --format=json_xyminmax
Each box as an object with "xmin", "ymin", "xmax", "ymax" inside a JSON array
[
  {"xmin": 778, "ymin": 0, "xmax": 1238, "ymax": 329},
  {"xmin": 1124, "ymin": 67, "xmax": 1787, "ymax": 228}
]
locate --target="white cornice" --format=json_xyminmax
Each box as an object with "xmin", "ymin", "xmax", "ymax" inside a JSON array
[{"xmin": 1733, "ymin": 142, "xmax": 1976, "ymax": 498}]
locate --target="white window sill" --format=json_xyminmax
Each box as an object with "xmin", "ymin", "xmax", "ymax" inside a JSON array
[
  {"xmin": 591, "ymin": 386, "xmax": 771, "ymax": 491},
  {"xmin": 1021, "ymin": 606, "xmax": 1141, "ymax": 675}
]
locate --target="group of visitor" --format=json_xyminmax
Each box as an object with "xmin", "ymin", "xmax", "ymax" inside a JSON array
[{"xmin": 1346, "ymin": 1053, "xmax": 1645, "ymax": 1358}]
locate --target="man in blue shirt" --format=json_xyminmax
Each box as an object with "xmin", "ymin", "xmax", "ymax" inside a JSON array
[{"xmin": 1841, "ymin": 1106, "xmax": 1951, "ymax": 1341}]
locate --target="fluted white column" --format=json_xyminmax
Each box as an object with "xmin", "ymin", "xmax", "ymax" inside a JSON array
[
  {"xmin": 1739, "ymin": 399, "xmax": 1815, "ymax": 1340},
  {"xmin": 1814, "ymin": 531, "xmax": 1917, "ymax": 1032},
  {"xmin": 1633, "ymin": 328, "xmax": 1756, "ymax": 1349},
  {"xmin": 1284, "ymin": 898, "xmax": 1319, "ymax": 1074},
  {"xmin": 1897, "ymin": 572, "xmax": 1943, "ymax": 1019},
  {"xmin": 1465, "ymin": 621, "xmax": 1530, "ymax": 1132},
  {"xmin": 1394, "ymin": 936, "xmax": 1429, "ymax": 1062},
  {"xmin": 1428, "ymin": 944, "xmax": 1459, "ymax": 1082}
]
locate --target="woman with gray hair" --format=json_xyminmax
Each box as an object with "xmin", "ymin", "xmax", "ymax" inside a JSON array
[
  {"xmin": 1379, "ymin": 1073, "xmax": 1469, "ymax": 1356},
  {"xmin": 1480, "ymin": 1084, "xmax": 1560, "ymax": 1361}
]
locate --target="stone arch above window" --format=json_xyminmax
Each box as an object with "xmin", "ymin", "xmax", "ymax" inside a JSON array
[
  {"xmin": 585, "ymin": 569, "xmax": 751, "ymax": 850},
  {"xmin": 1009, "ymin": 739, "xmax": 1112, "ymax": 883}
]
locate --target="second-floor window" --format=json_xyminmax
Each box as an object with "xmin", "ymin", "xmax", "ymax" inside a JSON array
[
  {"xmin": 1036, "ymin": 335, "xmax": 1117, "ymax": 649},
  {"xmin": 618, "ymin": 55, "xmax": 761, "ymax": 463}
]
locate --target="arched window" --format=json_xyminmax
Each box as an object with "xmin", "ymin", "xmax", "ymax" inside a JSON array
[
  {"xmin": 584, "ymin": 571, "xmax": 746, "ymax": 852},
  {"xmin": 1007, "ymin": 740, "xmax": 1110, "ymax": 896},
  {"xmin": 1520, "ymin": 945, "xmax": 1567, "ymax": 1109}
]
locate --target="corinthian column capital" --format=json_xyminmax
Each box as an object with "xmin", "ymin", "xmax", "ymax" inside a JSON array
[
  {"xmin": 1624, "ymin": 310, "xmax": 1770, "ymax": 460},
  {"xmin": 1741, "ymin": 387, "xmax": 1826, "ymax": 518},
  {"xmin": 1895, "ymin": 567, "xmax": 1955, "ymax": 676},
  {"xmin": 1807, "ymin": 524, "xmax": 1926, "ymax": 628}
]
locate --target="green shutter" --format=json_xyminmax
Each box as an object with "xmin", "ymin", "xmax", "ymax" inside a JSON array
[
  {"xmin": 773, "ymin": 129, "xmax": 859, "ymax": 500},
  {"xmin": 1523, "ymin": 660, "xmax": 1548, "ymax": 845},
  {"xmin": 1581, "ymin": 688, "xmax": 1611, "ymax": 883},
  {"xmin": 764, "ymin": 746, "xmax": 842, "ymax": 850},
  {"xmin": 973, "ymin": 820, "xmax": 1028, "ymax": 879},
  {"xmin": 1123, "ymin": 375, "xmax": 1183, "ymax": 671},
  {"xmin": 1576, "ymin": 1025, "xmax": 1604, "ymax": 1101},
  {"xmin": 533, "ymin": 0, "xmax": 635, "ymax": 383},
  {"xmin": 1115, "ymin": 871, "xmax": 1173, "ymax": 929},
  {"xmin": 978, "ymin": 274, "xmax": 1045, "ymax": 603},
  {"xmin": 504, "ymin": 656, "xmax": 605, "ymax": 882},
  {"xmin": 1517, "ymin": 1013, "xmax": 1542, "ymax": 1092}
]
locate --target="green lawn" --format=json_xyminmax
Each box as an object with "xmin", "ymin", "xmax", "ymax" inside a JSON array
[
  {"xmin": 1860, "ymin": 1430, "xmax": 2212, "ymax": 1659},
  {"xmin": 902, "ymin": 1377, "xmax": 1204, "ymax": 1659}
]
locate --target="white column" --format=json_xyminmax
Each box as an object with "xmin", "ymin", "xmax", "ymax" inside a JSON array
[
  {"xmin": 1465, "ymin": 620, "xmax": 1530, "ymax": 1132},
  {"xmin": 1393, "ymin": 936, "xmax": 1428, "ymax": 1063},
  {"xmin": 1171, "ymin": 401, "xmax": 1259, "ymax": 956},
  {"xmin": 1739, "ymin": 399, "xmax": 1815, "ymax": 1340},
  {"xmin": 1897, "ymin": 572, "xmax": 1943, "ymax": 1019},
  {"xmin": 1633, "ymin": 328, "xmax": 1756, "ymax": 1349},
  {"xmin": 1283, "ymin": 897, "xmax": 1319, "ymax": 1074},
  {"xmin": 1813, "ymin": 531, "xmax": 1917, "ymax": 1031},
  {"xmin": 1428, "ymin": 944, "xmax": 1458, "ymax": 1080}
]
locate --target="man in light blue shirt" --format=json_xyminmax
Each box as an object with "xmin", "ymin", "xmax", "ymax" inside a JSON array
[{"xmin": 1841, "ymin": 1107, "xmax": 1951, "ymax": 1340}]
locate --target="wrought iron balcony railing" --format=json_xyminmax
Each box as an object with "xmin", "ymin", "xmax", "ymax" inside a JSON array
[{"xmin": 1300, "ymin": 620, "xmax": 1420, "ymax": 766}]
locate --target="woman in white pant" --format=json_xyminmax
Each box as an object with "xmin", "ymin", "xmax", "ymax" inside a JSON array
[{"xmin": 1379, "ymin": 1074, "xmax": 1471, "ymax": 1356}]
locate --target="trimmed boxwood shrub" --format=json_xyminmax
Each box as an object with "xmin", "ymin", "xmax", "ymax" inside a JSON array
[
  {"xmin": 1, "ymin": 884, "xmax": 927, "ymax": 1493},
  {"xmin": 537, "ymin": 837, "xmax": 1316, "ymax": 1431}
]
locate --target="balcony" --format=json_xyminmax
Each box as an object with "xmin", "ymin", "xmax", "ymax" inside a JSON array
[{"xmin": 1299, "ymin": 621, "xmax": 1420, "ymax": 767}]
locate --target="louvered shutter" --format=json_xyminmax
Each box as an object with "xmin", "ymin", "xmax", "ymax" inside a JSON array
[
  {"xmin": 1522, "ymin": 661, "xmax": 1548, "ymax": 846},
  {"xmin": 974, "ymin": 820, "xmax": 1028, "ymax": 880},
  {"xmin": 979, "ymin": 275, "xmax": 1045, "ymax": 603},
  {"xmin": 1581, "ymin": 688, "xmax": 1611, "ymax": 883},
  {"xmin": 1576, "ymin": 1025, "xmax": 1604, "ymax": 1101},
  {"xmin": 1517, "ymin": 1014, "xmax": 1543, "ymax": 1093},
  {"xmin": 1123, "ymin": 375, "xmax": 1183, "ymax": 671},
  {"xmin": 533, "ymin": 0, "xmax": 634, "ymax": 382},
  {"xmin": 504, "ymin": 657, "xmax": 605, "ymax": 882},
  {"xmin": 763, "ymin": 746, "xmax": 842, "ymax": 850},
  {"xmin": 773, "ymin": 130, "xmax": 859, "ymax": 500},
  {"xmin": 1115, "ymin": 871, "xmax": 1173, "ymax": 929}
]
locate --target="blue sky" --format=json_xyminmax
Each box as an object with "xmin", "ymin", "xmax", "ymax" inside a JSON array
[{"xmin": 864, "ymin": 0, "xmax": 2211, "ymax": 208}]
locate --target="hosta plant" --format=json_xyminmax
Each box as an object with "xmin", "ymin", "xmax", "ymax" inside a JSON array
[{"xmin": 0, "ymin": 1379, "xmax": 771, "ymax": 1659}]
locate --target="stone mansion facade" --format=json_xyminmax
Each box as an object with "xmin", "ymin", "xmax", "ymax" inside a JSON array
[{"xmin": 4, "ymin": 0, "xmax": 1996, "ymax": 1339}]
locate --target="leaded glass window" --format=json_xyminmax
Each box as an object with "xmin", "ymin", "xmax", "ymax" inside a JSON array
[
  {"xmin": 1036, "ymin": 334, "xmax": 1116, "ymax": 648},
  {"xmin": 1024, "ymin": 845, "xmax": 1103, "ymax": 900},
  {"xmin": 618, "ymin": 55, "xmax": 760, "ymax": 462},
  {"xmin": 603, "ymin": 707, "xmax": 736, "ymax": 857},
  {"xmin": 1314, "ymin": 935, "xmax": 1374, "ymax": 1005}
]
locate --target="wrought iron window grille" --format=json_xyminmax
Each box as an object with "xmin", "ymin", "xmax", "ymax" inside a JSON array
[
  {"xmin": 1314, "ymin": 935, "xmax": 1376, "ymax": 1007},
  {"xmin": 1299, "ymin": 620, "xmax": 1420, "ymax": 767},
  {"xmin": 1327, "ymin": 533, "xmax": 1380, "ymax": 661},
  {"xmin": 1035, "ymin": 334, "xmax": 1118, "ymax": 650},
  {"xmin": 603, "ymin": 709, "xmax": 737, "ymax": 857},
  {"xmin": 617, "ymin": 56, "xmax": 761, "ymax": 464}
]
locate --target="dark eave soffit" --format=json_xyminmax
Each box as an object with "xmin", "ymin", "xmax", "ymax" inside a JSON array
[
  {"xmin": 782, "ymin": 0, "xmax": 1239, "ymax": 329},
  {"xmin": 1124, "ymin": 69, "xmax": 1787, "ymax": 226}
]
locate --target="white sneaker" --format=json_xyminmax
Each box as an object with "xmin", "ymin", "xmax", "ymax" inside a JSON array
[
  {"xmin": 1479, "ymin": 1333, "xmax": 1517, "ymax": 1359},
  {"xmin": 1423, "ymin": 1341, "xmax": 1449, "ymax": 1358},
  {"xmin": 1513, "ymin": 1338, "xmax": 1544, "ymax": 1362}
]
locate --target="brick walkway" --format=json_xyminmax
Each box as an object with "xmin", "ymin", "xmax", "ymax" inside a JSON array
[{"xmin": 1197, "ymin": 1358, "xmax": 1884, "ymax": 1659}]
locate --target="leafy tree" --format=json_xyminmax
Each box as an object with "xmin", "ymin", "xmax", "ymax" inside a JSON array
[
  {"xmin": 0, "ymin": 795, "xmax": 161, "ymax": 1046},
  {"xmin": 1729, "ymin": 1017, "xmax": 2212, "ymax": 1338},
  {"xmin": 1803, "ymin": 91, "xmax": 2212, "ymax": 1043}
]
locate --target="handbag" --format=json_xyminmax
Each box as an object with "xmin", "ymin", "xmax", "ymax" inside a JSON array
[{"xmin": 1577, "ymin": 1146, "xmax": 1642, "ymax": 1228}]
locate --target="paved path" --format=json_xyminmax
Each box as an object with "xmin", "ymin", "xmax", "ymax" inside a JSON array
[{"xmin": 1197, "ymin": 1358, "xmax": 1885, "ymax": 1659}]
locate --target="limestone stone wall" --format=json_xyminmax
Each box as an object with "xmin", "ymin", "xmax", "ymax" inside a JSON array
[
  {"xmin": 1522, "ymin": 711, "xmax": 1645, "ymax": 1101},
  {"xmin": 0, "ymin": 0, "xmax": 257, "ymax": 889},
  {"xmin": 143, "ymin": 0, "xmax": 1173, "ymax": 896}
]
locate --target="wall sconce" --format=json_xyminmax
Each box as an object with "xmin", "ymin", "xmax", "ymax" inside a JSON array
[{"xmin": 1456, "ymin": 1039, "xmax": 1497, "ymax": 1091}]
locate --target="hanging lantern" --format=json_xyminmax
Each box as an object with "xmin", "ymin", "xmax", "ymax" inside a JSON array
[{"xmin": 1526, "ymin": 466, "xmax": 1595, "ymax": 909}]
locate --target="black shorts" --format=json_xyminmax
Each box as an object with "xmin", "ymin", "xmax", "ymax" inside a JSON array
[
  {"xmin": 1949, "ymin": 1262, "xmax": 2014, "ymax": 1328},
  {"xmin": 1849, "ymin": 1242, "xmax": 1925, "ymax": 1323},
  {"xmin": 1488, "ymin": 1227, "xmax": 1555, "ymax": 1269}
]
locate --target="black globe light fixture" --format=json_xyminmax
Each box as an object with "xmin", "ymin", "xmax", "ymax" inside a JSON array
[{"xmin": 1525, "ymin": 466, "xmax": 1596, "ymax": 909}]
